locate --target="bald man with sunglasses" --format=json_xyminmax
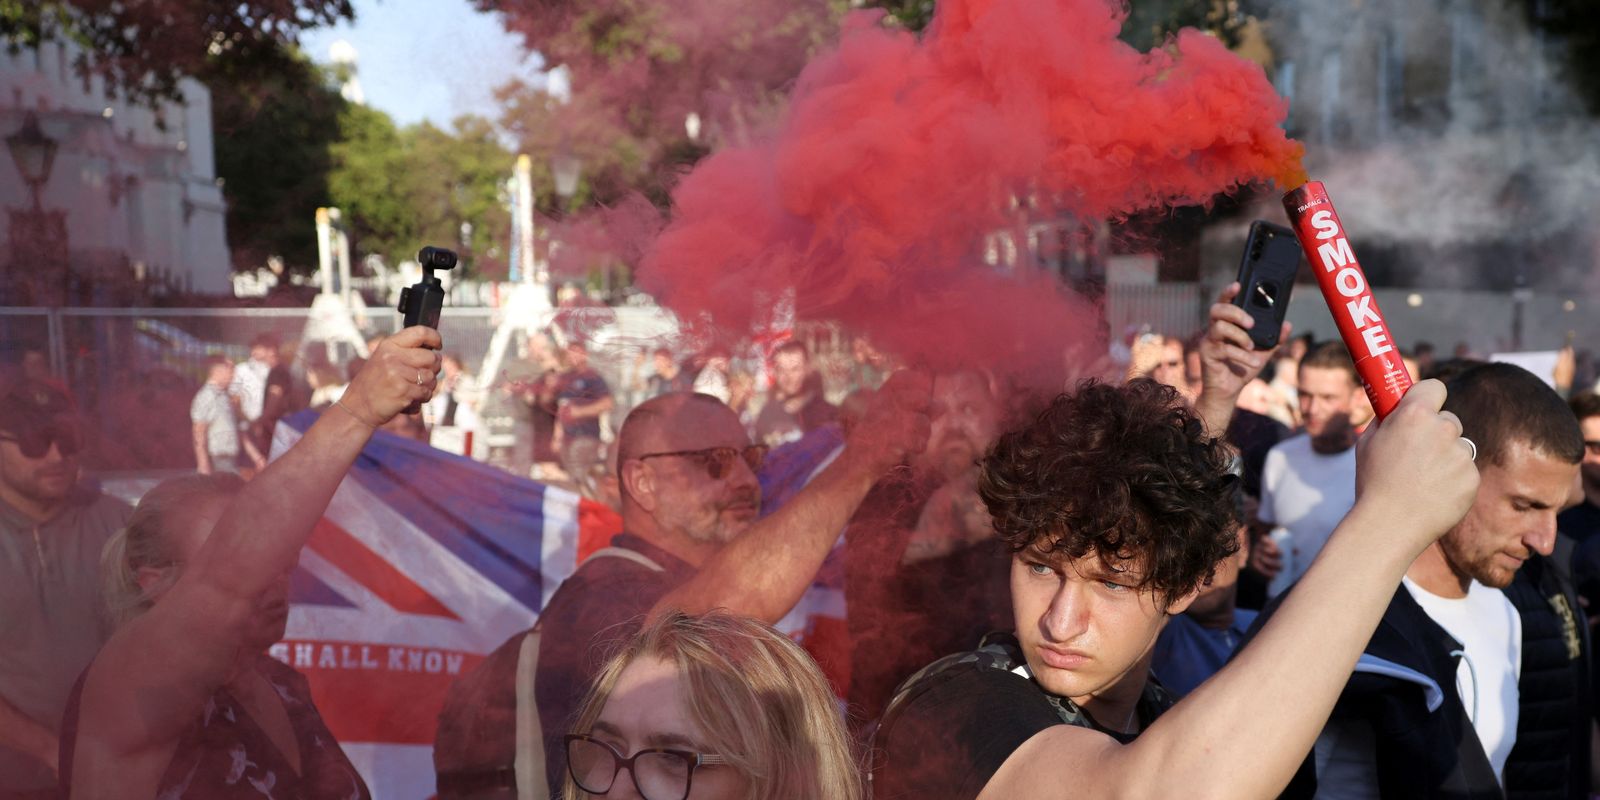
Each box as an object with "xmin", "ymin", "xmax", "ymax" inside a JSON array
[
  {"xmin": 0, "ymin": 384, "xmax": 131, "ymax": 798},
  {"xmin": 437, "ymin": 377, "xmax": 930, "ymax": 798}
]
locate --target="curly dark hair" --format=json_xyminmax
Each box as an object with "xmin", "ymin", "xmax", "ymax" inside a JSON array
[{"xmin": 977, "ymin": 378, "xmax": 1241, "ymax": 601}]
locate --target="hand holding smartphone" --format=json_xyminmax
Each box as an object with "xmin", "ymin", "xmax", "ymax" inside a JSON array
[{"xmin": 1232, "ymin": 221, "xmax": 1301, "ymax": 350}]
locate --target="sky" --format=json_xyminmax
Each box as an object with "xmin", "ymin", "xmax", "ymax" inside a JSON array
[{"xmin": 300, "ymin": 0, "xmax": 559, "ymax": 131}]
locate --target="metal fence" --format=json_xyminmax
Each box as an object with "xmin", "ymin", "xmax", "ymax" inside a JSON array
[
  {"xmin": 5, "ymin": 280, "xmax": 1586, "ymax": 473},
  {"xmin": 0, "ymin": 291, "xmax": 1209, "ymax": 472},
  {"xmin": 1102, "ymin": 282, "xmax": 1208, "ymax": 340},
  {"xmin": 0, "ymin": 307, "xmax": 503, "ymax": 471}
]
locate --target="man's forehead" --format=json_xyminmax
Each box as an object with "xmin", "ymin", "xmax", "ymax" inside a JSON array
[
  {"xmin": 1486, "ymin": 440, "xmax": 1579, "ymax": 498},
  {"xmin": 641, "ymin": 399, "xmax": 748, "ymax": 450},
  {"xmin": 1299, "ymin": 365, "xmax": 1357, "ymax": 387},
  {"xmin": 934, "ymin": 372, "xmax": 994, "ymax": 405}
]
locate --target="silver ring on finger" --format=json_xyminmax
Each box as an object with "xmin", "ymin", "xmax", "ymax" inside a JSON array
[
  {"xmin": 1460, "ymin": 436, "xmax": 1477, "ymax": 462},
  {"xmin": 416, "ymin": 369, "xmax": 425, "ymax": 387}
]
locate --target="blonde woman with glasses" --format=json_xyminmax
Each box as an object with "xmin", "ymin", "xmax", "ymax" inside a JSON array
[{"xmin": 562, "ymin": 610, "xmax": 862, "ymax": 800}]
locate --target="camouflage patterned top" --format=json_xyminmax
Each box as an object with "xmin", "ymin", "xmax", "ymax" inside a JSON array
[
  {"xmin": 61, "ymin": 655, "xmax": 370, "ymax": 800},
  {"xmin": 868, "ymin": 631, "xmax": 1176, "ymax": 800}
]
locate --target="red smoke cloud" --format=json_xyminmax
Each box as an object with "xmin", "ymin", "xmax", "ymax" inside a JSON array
[{"xmin": 640, "ymin": 0, "xmax": 1305, "ymax": 385}]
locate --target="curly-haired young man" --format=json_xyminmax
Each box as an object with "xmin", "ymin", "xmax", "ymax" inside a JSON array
[{"xmin": 870, "ymin": 286, "xmax": 1482, "ymax": 800}]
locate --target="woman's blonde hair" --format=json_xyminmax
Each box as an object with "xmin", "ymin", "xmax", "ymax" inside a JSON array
[
  {"xmin": 564, "ymin": 610, "xmax": 864, "ymax": 800},
  {"xmin": 102, "ymin": 473, "xmax": 245, "ymax": 626}
]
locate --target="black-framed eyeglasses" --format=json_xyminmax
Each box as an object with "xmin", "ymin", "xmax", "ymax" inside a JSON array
[
  {"xmin": 0, "ymin": 425, "xmax": 80, "ymax": 459},
  {"xmin": 565, "ymin": 734, "xmax": 728, "ymax": 800},
  {"xmin": 635, "ymin": 445, "xmax": 768, "ymax": 480},
  {"xmin": 1585, "ymin": 440, "xmax": 1600, "ymax": 458}
]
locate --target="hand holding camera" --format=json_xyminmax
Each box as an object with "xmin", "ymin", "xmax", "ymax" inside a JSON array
[
  {"xmin": 340, "ymin": 326, "xmax": 445, "ymax": 428},
  {"xmin": 394, "ymin": 246, "xmax": 457, "ymax": 415}
]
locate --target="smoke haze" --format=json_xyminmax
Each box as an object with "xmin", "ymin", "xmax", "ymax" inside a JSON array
[{"xmin": 639, "ymin": 0, "xmax": 1303, "ymax": 386}]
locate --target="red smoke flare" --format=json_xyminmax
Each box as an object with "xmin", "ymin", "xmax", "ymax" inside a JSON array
[{"xmin": 639, "ymin": 0, "xmax": 1304, "ymax": 385}]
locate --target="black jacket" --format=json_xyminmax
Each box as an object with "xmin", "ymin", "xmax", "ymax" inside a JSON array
[
  {"xmin": 1252, "ymin": 585, "xmax": 1503, "ymax": 800},
  {"xmin": 1502, "ymin": 540, "xmax": 1591, "ymax": 800}
]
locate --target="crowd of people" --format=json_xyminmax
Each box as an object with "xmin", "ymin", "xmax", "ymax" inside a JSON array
[{"xmin": 3, "ymin": 280, "xmax": 1600, "ymax": 800}]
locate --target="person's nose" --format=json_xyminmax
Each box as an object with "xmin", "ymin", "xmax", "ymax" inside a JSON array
[
  {"xmin": 1525, "ymin": 511, "xmax": 1558, "ymax": 558},
  {"xmin": 39, "ymin": 441, "xmax": 69, "ymax": 466},
  {"xmin": 606, "ymin": 762, "xmax": 647, "ymax": 800},
  {"xmin": 725, "ymin": 452, "xmax": 761, "ymax": 491},
  {"xmin": 1041, "ymin": 580, "xmax": 1091, "ymax": 644}
]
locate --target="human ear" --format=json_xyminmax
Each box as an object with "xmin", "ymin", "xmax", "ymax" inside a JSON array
[
  {"xmin": 1164, "ymin": 586, "xmax": 1202, "ymax": 616},
  {"xmin": 624, "ymin": 460, "xmax": 658, "ymax": 513}
]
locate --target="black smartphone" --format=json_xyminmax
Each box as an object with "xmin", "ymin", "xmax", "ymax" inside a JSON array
[{"xmin": 1232, "ymin": 221, "xmax": 1300, "ymax": 350}]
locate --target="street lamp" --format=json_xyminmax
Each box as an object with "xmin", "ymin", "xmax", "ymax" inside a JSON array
[
  {"xmin": 6, "ymin": 111, "xmax": 58, "ymax": 209},
  {"xmin": 4, "ymin": 111, "xmax": 68, "ymax": 304}
]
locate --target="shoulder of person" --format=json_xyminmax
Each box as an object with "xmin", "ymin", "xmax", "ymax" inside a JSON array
[
  {"xmin": 542, "ymin": 549, "xmax": 674, "ymax": 621},
  {"xmin": 1266, "ymin": 431, "xmax": 1311, "ymax": 459},
  {"xmin": 256, "ymin": 652, "xmax": 312, "ymax": 697},
  {"xmin": 1233, "ymin": 607, "xmax": 1260, "ymax": 634},
  {"xmin": 82, "ymin": 489, "xmax": 134, "ymax": 529},
  {"xmin": 875, "ymin": 636, "xmax": 1072, "ymax": 800},
  {"xmin": 880, "ymin": 634, "xmax": 1036, "ymax": 723},
  {"xmin": 1345, "ymin": 587, "xmax": 1459, "ymax": 708}
]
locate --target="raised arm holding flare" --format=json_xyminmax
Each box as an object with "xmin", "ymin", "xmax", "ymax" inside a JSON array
[
  {"xmin": 648, "ymin": 370, "xmax": 932, "ymax": 622},
  {"xmin": 436, "ymin": 372, "xmax": 929, "ymax": 798},
  {"xmin": 871, "ymin": 379, "xmax": 1476, "ymax": 800},
  {"xmin": 66, "ymin": 327, "xmax": 442, "ymax": 800}
]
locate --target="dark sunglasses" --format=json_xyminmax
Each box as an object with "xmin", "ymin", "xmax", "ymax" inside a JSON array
[
  {"xmin": 0, "ymin": 425, "xmax": 80, "ymax": 459},
  {"xmin": 635, "ymin": 445, "xmax": 768, "ymax": 480}
]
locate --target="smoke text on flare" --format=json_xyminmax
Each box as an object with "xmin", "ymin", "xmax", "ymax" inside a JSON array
[{"xmin": 1310, "ymin": 210, "xmax": 1394, "ymax": 360}]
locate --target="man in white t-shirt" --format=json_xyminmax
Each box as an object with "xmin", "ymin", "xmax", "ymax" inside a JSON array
[
  {"xmin": 1400, "ymin": 576, "xmax": 1522, "ymax": 775},
  {"xmin": 229, "ymin": 333, "xmax": 278, "ymax": 426},
  {"xmin": 1275, "ymin": 362, "xmax": 1584, "ymax": 799},
  {"xmin": 1255, "ymin": 342, "xmax": 1364, "ymax": 596}
]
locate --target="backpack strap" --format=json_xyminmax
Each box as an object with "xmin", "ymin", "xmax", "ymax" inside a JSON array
[
  {"xmin": 515, "ymin": 629, "xmax": 545, "ymax": 800},
  {"xmin": 585, "ymin": 546, "xmax": 666, "ymax": 573},
  {"xmin": 511, "ymin": 544, "xmax": 664, "ymax": 799},
  {"xmin": 867, "ymin": 633, "xmax": 1022, "ymax": 795}
]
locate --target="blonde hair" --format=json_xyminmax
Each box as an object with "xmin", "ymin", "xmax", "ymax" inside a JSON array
[
  {"xmin": 102, "ymin": 473, "xmax": 245, "ymax": 626},
  {"xmin": 564, "ymin": 610, "xmax": 864, "ymax": 800}
]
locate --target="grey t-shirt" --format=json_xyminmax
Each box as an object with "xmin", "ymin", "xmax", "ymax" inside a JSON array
[
  {"xmin": 191, "ymin": 382, "xmax": 240, "ymax": 458},
  {"xmin": 0, "ymin": 488, "xmax": 131, "ymax": 791}
]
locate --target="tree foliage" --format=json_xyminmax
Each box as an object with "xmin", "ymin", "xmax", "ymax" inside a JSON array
[
  {"xmin": 479, "ymin": 0, "xmax": 844, "ymax": 213},
  {"xmin": 328, "ymin": 110, "xmax": 514, "ymax": 278},
  {"xmin": 204, "ymin": 46, "xmax": 344, "ymax": 273},
  {"xmin": 481, "ymin": 0, "xmax": 1266, "ymax": 220},
  {"xmin": 207, "ymin": 46, "xmax": 512, "ymax": 278},
  {"xmin": 0, "ymin": 0, "xmax": 353, "ymax": 107},
  {"xmin": 867, "ymin": 0, "xmax": 1248, "ymax": 45}
]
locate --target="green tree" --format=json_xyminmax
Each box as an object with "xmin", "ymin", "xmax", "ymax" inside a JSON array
[
  {"xmin": 392, "ymin": 117, "xmax": 515, "ymax": 278},
  {"xmin": 329, "ymin": 111, "xmax": 514, "ymax": 278},
  {"xmin": 328, "ymin": 103, "xmax": 414, "ymax": 264},
  {"xmin": 203, "ymin": 45, "xmax": 344, "ymax": 273},
  {"xmin": 1, "ymin": 0, "xmax": 352, "ymax": 108}
]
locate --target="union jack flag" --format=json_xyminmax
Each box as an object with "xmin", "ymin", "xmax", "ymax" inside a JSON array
[{"xmin": 268, "ymin": 411, "xmax": 621, "ymax": 798}]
